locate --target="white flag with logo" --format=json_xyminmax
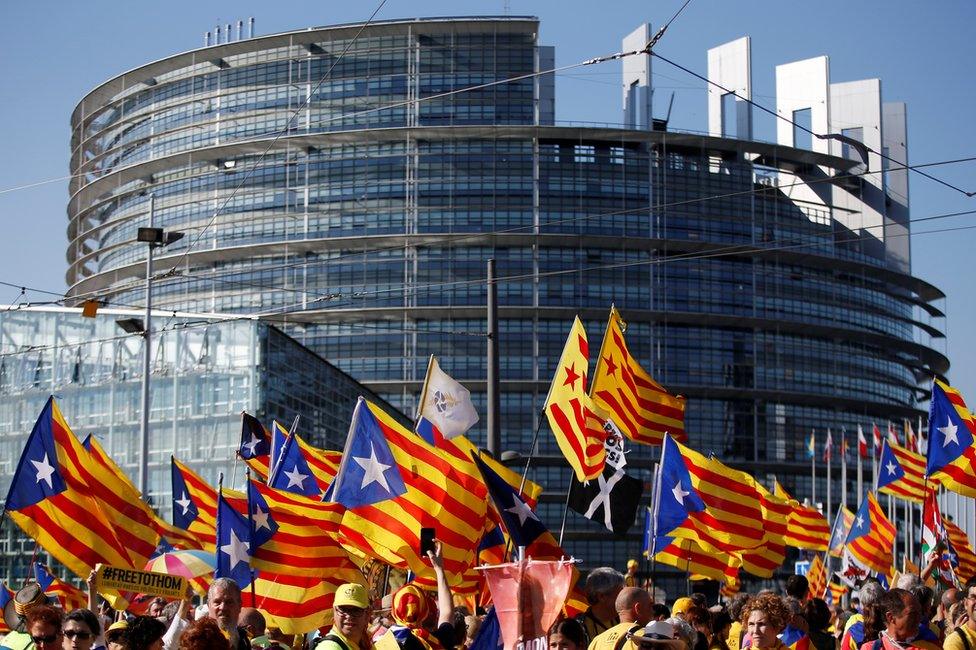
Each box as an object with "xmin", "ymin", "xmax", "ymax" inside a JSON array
[{"xmin": 419, "ymin": 356, "xmax": 479, "ymax": 439}]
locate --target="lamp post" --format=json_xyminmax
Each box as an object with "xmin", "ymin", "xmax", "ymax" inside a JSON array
[{"xmin": 118, "ymin": 194, "xmax": 184, "ymax": 500}]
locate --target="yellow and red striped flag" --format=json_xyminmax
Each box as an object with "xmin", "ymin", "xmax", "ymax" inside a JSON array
[
  {"xmin": 775, "ymin": 482, "xmax": 831, "ymax": 551},
  {"xmin": 83, "ymin": 435, "xmax": 201, "ymax": 552},
  {"xmin": 33, "ymin": 563, "xmax": 86, "ymax": 611},
  {"xmin": 170, "ymin": 457, "xmax": 245, "ymax": 552},
  {"xmin": 657, "ymin": 436, "xmax": 766, "ymax": 553},
  {"xmin": 927, "ymin": 379, "xmax": 976, "ymax": 497},
  {"xmin": 845, "ymin": 491, "xmax": 896, "ymax": 574},
  {"xmin": 945, "ymin": 518, "xmax": 976, "ymax": 581},
  {"xmin": 544, "ymin": 317, "xmax": 608, "ymax": 481},
  {"xmin": 3, "ymin": 397, "xmax": 133, "ymax": 579},
  {"xmin": 331, "ymin": 398, "xmax": 487, "ymax": 584},
  {"xmin": 878, "ymin": 439, "xmax": 938, "ymax": 503},
  {"xmin": 720, "ymin": 574, "xmax": 741, "ymax": 599},
  {"xmin": 824, "ymin": 582, "xmax": 847, "ymax": 607},
  {"xmin": 654, "ymin": 535, "xmax": 741, "ymax": 585},
  {"xmin": 807, "ymin": 554, "xmax": 827, "ymax": 601},
  {"xmin": 590, "ymin": 307, "xmax": 686, "ymax": 445},
  {"xmin": 737, "ymin": 481, "xmax": 790, "ymax": 577}
]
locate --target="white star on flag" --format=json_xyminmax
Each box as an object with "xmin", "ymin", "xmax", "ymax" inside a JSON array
[
  {"xmin": 886, "ymin": 461, "xmax": 897, "ymax": 476},
  {"xmin": 353, "ymin": 443, "xmax": 394, "ymax": 492},
  {"xmin": 252, "ymin": 505, "xmax": 271, "ymax": 531},
  {"xmin": 243, "ymin": 434, "xmax": 261, "ymax": 456},
  {"xmin": 855, "ymin": 515, "xmax": 864, "ymax": 529},
  {"xmin": 31, "ymin": 454, "xmax": 56, "ymax": 490},
  {"xmin": 505, "ymin": 496, "xmax": 539, "ymax": 526},
  {"xmin": 284, "ymin": 465, "xmax": 308, "ymax": 490},
  {"xmin": 175, "ymin": 491, "xmax": 193, "ymax": 515},
  {"xmin": 220, "ymin": 528, "xmax": 251, "ymax": 570},
  {"xmin": 672, "ymin": 482, "xmax": 690, "ymax": 504},
  {"xmin": 939, "ymin": 418, "xmax": 960, "ymax": 447}
]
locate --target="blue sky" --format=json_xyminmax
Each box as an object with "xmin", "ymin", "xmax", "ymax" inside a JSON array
[{"xmin": 1, "ymin": 1, "xmax": 974, "ymax": 404}]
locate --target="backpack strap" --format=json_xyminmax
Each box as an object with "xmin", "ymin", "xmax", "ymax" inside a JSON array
[
  {"xmin": 323, "ymin": 635, "xmax": 351, "ymax": 650},
  {"xmin": 613, "ymin": 625, "xmax": 645, "ymax": 650},
  {"xmin": 955, "ymin": 627, "xmax": 972, "ymax": 650}
]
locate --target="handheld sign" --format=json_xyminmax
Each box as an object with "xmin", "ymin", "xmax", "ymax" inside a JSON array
[{"xmin": 95, "ymin": 564, "xmax": 188, "ymax": 600}]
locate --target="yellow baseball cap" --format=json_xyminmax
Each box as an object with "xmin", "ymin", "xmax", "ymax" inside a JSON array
[
  {"xmin": 334, "ymin": 583, "xmax": 369, "ymax": 609},
  {"xmin": 672, "ymin": 597, "xmax": 695, "ymax": 616},
  {"xmin": 627, "ymin": 559, "xmax": 638, "ymax": 570}
]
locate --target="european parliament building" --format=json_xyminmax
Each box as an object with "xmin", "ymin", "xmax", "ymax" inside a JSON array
[{"xmin": 58, "ymin": 17, "xmax": 950, "ymax": 589}]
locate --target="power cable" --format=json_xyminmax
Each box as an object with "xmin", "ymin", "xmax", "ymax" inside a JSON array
[{"xmin": 650, "ymin": 51, "xmax": 976, "ymax": 198}]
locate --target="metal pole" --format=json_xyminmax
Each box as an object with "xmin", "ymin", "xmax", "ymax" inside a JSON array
[
  {"xmin": 139, "ymin": 194, "xmax": 155, "ymax": 499},
  {"xmin": 486, "ymin": 259, "xmax": 501, "ymax": 457}
]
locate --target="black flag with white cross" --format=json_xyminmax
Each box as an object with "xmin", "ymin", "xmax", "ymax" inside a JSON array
[{"xmin": 567, "ymin": 464, "xmax": 643, "ymax": 535}]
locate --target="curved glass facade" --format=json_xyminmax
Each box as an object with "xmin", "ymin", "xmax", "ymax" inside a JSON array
[{"xmin": 67, "ymin": 17, "xmax": 946, "ymax": 583}]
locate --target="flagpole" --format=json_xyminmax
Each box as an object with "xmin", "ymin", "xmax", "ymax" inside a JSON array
[
  {"xmin": 857, "ymin": 426, "xmax": 863, "ymax": 505},
  {"xmin": 827, "ymin": 431, "xmax": 833, "ymax": 526},
  {"xmin": 557, "ymin": 470, "xmax": 575, "ymax": 547},
  {"xmin": 841, "ymin": 430, "xmax": 847, "ymax": 511},
  {"xmin": 414, "ymin": 354, "xmax": 436, "ymax": 427},
  {"xmin": 243, "ymin": 468, "xmax": 257, "ymax": 607},
  {"xmin": 811, "ymin": 430, "xmax": 816, "ymax": 506}
]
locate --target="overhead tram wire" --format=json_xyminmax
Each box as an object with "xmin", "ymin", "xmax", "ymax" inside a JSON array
[
  {"xmin": 650, "ymin": 51, "xmax": 976, "ymax": 198},
  {"xmin": 244, "ymin": 204, "xmax": 976, "ymax": 321},
  {"xmin": 51, "ymin": 152, "xmax": 976, "ymax": 309},
  {"xmin": 2, "ymin": 210, "xmax": 970, "ymax": 361},
  {"xmin": 55, "ymin": 153, "xmax": 976, "ymax": 305}
]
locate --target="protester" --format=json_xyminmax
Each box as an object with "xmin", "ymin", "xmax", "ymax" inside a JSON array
[
  {"xmin": 863, "ymin": 588, "xmax": 937, "ymax": 650},
  {"xmin": 587, "ymin": 587, "xmax": 653, "ymax": 650},
  {"xmin": 148, "ymin": 601, "xmax": 167, "ymax": 620},
  {"xmin": 682, "ymin": 608, "xmax": 711, "ymax": 650},
  {"xmin": 578, "ymin": 568, "xmax": 626, "ymax": 645},
  {"xmin": 672, "ymin": 600, "xmax": 696, "ymax": 621},
  {"xmin": 549, "ymin": 619, "xmax": 587, "ymax": 650},
  {"xmin": 740, "ymin": 593, "xmax": 790, "ymax": 650},
  {"xmin": 105, "ymin": 621, "xmax": 128, "ymax": 650},
  {"xmin": 238, "ymin": 608, "xmax": 268, "ymax": 648},
  {"xmin": 801, "ymin": 599, "xmax": 834, "ymax": 650},
  {"xmin": 727, "ymin": 594, "xmax": 751, "ymax": 650},
  {"xmin": 22, "ymin": 605, "xmax": 65, "ymax": 650},
  {"xmin": 2, "ymin": 584, "xmax": 51, "ymax": 650},
  {"xmin": 63, "ymin": 609, "xmax": 101, "ymax": 650},
  {"xmin": 207, "ymin": 579, "xmax": 249, "ymax": 650},
  {"xmin": 124, "ymin": 616, "xmax": 166, "ymax": 650},
  {"xmin": 179, "ymin": 618, "xmax": 227, "ymax": 650},
  {"xmin": 943, "ymin": 577, "xmax": 976, "ymax": 650},
  {"xmin": 314, "ymin": 583, "xmax": 372, "ymax": 650},
  {"xmin": 710, "ymin": 611, "xmax": 732, "ymax": 650},
  {"xmin": 785, "ymin": 578, "xmax": 809, "ymax": 604},
  {"xmin": 667, "ymin": 618, "xmax": 697, "ymax": 650},
  {"xmin": 652, "ymin": 606, "xmax": 672, "ymax": 623},
  {"xmin": 625, "ymin": 561, "xmax": 640, "ymax": 589},
  {"xmin": 842, "ymin": 581, "xmax": 884, "ymax": 650},
  {"xmin": 945, "ymin": 602, "xmax": 967, "ymax": 634}
]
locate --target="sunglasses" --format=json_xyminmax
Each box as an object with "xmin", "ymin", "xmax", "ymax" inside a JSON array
[
  {"xmin": 65, "ymin": 630, "xmax": 93, "ymax": 640},
  {"xmin": 31, "ymin": 634, "xmax": 60, "ymax": 644}
]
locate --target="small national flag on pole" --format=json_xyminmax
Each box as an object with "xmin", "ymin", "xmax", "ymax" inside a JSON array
[
  {"xmin": 887, "ymin": 422, "xmax": 900, "ymax": 446},
  {"xmin": 858, "ymin": 426, "xmax": 869, "ymax": 459},
  {"xmin": 872, "ymin": 423, "xmax": 883, "ymax": 459},
  {"xmin": 567, "ymin": 465, "xmax": 643, "ymax": 535},
  {"xmin": 807, "ymin": 431, "xmax": 816, "ymax": 459},
  {"xmin": 544, "ymin": 317, "xmax": 608, "ymax": 481},
  {"xmin": 824, "ymin": 429, "xmax": 833, "ymax": 462},
  {"xmin": 905, "ymin": 420, "xmax": 918, "ymax": 454}
]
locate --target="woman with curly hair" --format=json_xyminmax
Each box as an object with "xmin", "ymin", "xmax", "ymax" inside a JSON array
[
  {"xmin": 124, "ymin": 616, "xmax": 166, "ymax": 650},
  {"xmin": 179, "ymin": 618, "xmax": 228, "ymax": 650},
  {"xmin": 740, "ymin": 594, "xmax": 790, "ymax": 650}
]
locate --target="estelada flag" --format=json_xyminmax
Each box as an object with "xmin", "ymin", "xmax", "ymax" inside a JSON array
[
  {"xmin": 3, "ymin": 397, "xmax": 132, "ymax": 579},
  {"xmin": 544, "ymin": 317, "xmax": 608, "ymax": 481},
  {"xmin": 590, "ymin": 306, "xmax": 685, "ymax": 445},
  {"xmin": 926, "ymin": 379, "xmax": 976, "ymax": 497},
  {"xmin": 845, "ymin": 492, "xmax": 896, "ymax": 574},
  {"xmin": 775, "ymin": 482, "xmax": 831, "ymax": 551},
  {"xmin": 877, "ymin": 439, "xmax": 937, "ymax": 503}
]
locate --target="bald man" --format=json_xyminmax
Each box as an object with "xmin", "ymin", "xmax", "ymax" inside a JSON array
[{"xmin": 588, "ymin": 588, "xmax": 654, "ymax": 650}]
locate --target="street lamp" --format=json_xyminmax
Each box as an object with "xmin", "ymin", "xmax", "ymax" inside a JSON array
[{"xmin": 116, "ymin": 193, "xmax": 183, "ymax": 500}]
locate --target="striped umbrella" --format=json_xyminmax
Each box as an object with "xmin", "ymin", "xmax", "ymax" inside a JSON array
[{"xmin": 144, "ymin": 550, "xmax": 215, "ymax": 595}]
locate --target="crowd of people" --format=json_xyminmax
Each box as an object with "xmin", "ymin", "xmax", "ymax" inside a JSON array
[{"xmin": 3, "ymin": 548, "xmax": 976, "ymax": 650}]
